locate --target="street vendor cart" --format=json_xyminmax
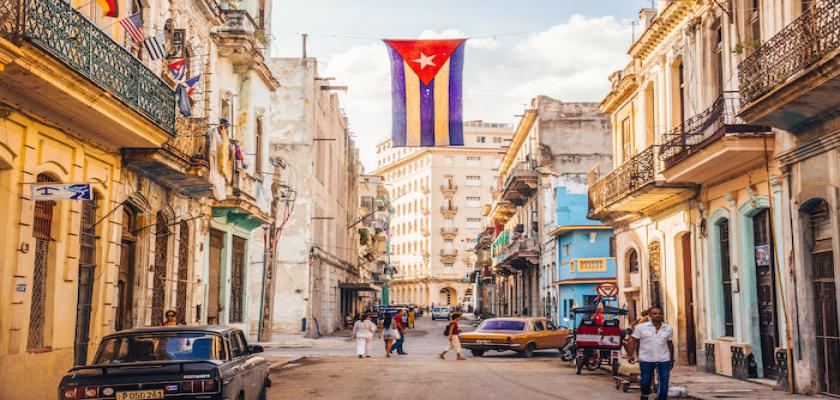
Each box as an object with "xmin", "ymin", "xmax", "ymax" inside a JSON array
[{"xmin": 570, "ymin": 303, "xmax": 627, "ymax": 376}]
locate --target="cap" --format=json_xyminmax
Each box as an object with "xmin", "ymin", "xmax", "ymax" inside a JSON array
[{"xmin": 219, "ymin": 118, "xmax": 230, "ymax": 126}]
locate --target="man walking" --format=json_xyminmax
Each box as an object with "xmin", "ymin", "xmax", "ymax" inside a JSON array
[
  {"xmin": 438, "ymin": 313, "xmax": 465, "ymax": 360},
  {"xmin": 627, "ymin": 307, "xmax": 674, "ymax": 400},
  {"xmin": 391, "ymin": 309, "xmax": 408, "ymax": 355},
  {"xmin": 353, "ymin": 313, "xmax": 377, "ymax": 358}
]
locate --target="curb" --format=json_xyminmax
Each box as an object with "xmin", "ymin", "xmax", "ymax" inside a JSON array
[{"xmin": 269, "ymin": 356, "xmax": 305, "ymax": 372}]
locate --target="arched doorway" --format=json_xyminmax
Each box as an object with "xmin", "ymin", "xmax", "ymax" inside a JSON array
[
  {"xmin": 438, "ymin": 287, "xmax": 456, "ymax": 306},
  {"xmin": 116, "ymin": 205, "xmax": 139, "ymax": 331},
  {"xmin": 675, "ymin": 232, "xmax": 696, "ymax": 365},
  {"xmin": 648, "ymin": 241, "xmax": 662, "ymax": 311},
  {"xmin": 625, "ymin": 248, "xmax": 640, "ymax": 322},
  {"xmin": 151, "ymin": 212, "xmax": 170, "ymax": 326}
]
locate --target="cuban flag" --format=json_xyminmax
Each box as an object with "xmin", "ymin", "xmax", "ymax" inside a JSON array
[
  {"xmin": 168, "ymin": 59, "xmax": 186, "ymax": 82},
  {"xmin": 383, "ymin": 39, "xmax": 466, "ymax": 147}
]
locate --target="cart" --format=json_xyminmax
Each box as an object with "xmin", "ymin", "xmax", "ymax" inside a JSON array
[{"xmin": 570, "ymin": 303, "xmax": 627, "ymax": 376}]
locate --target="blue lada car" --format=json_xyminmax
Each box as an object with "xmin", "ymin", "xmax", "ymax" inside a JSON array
[{"xmin": 58, "ymin": 326, "xmax": 270, "ymax": 400}]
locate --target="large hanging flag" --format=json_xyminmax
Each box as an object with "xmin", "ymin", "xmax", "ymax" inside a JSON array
[
  {"xmin": 95, "ymin": 0, "xmax": 118, "ymax": 18},
  {"xmin": 120, "ymin": 12, "xmax": 144, "ymax": 43},
  {"xmin": 383, "ymin": 39, "xmax": 466, "ymax": 147},
  {"xmin": 144, "ymin": 34, "xmax": 166, "ymax": 60}
]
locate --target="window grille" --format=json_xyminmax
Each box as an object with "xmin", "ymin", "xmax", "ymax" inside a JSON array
[
  {"xmin": 176, "ymin": 221, "xmax": 190, "ymax": 325},
  {"xmin": 151, "ymin": 212, "xmax": 169, "ymax": 326}
]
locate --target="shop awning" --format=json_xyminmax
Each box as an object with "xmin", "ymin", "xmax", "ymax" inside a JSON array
[{"xmin": 339, "ymin": 282, "xmax": 381, "ymax": 292}]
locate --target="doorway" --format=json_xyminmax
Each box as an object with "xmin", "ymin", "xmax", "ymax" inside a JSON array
[
  {"xmin": 207, "ymin": 229, "xmax": 224, "ymax": 324},
  {"xmin": 229, "ymin": 236, "xmax": 246, "ymax": 323},
  {"xmin": 116, "ymin": 207, "xmax": 137, "ymax": 331},
  {"xmin": 752, "ymin": 209, "xmax": 779, "ymax": 377},
  {"xmin": 807, "ymin": 200, "xmax": 839, "ymax": 395},
  {"xmin": 679, "ymin": 233, "xmax": 697, "ymax": 365}
]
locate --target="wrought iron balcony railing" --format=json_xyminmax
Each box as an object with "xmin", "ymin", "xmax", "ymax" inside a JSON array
[
  {"xmin": 169, "ymin": 117, "xmax": 210, "ymax": 164},
  {"xmin": 659, "ymin": 93, "xmax": 771, "ymax": 165},
  {"xmin": 738, "ymin": 0, "xmax": 840, "ymax": 104},
  {"xmin": 0, "ymin": 0, "xmax": 176, "ymax": 134},
  {"xmin": 588, "ymin": 145, "xmax": 658, "ymax": 213}
]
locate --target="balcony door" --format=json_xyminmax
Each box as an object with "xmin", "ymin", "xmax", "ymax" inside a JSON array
[
  {"xmin": 207, "ymin": 229, "xmax": 225, "ymax": 324},
  {"xmin": 752, "ymin": 209, "xmax": 779, "ymax": 377}
]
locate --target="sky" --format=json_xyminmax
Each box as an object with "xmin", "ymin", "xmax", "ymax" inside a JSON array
[{"xmin": 269, "ymin": 1, "xmax": 648, "ymax": 172}]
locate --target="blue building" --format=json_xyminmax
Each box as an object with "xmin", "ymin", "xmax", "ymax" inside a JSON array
[{"xmin": 549, "ymin": 187, "xmax": 615, "ymax": 326}]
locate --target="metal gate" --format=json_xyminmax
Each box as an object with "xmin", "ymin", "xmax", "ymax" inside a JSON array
[
  {"xmin": 229, "ymin": 236, "xmax": 246, "ymax": 323},
  {"xmin": 649, "ymin": 241, "xmax": 663, "ymax": 310},
  {"xmin": 151, "ymin": 213, "xmax": 169, "ymax": 326},
  {"xmin": 753, "ymin": 209, "xmax": 778, "ymax": 377},
  {"xmin": 176, "ymin": 221, "xmax": 189, "ymax": 325},
  {"xmin": 73, "ymin": 194, "xmax": 98, "ymax": 365},
  {"xmin": 27, "ymin": 174, "xmax": 56, "ymax": 350},
  {"xmin": 810, "ymin": 200, "xmax": 838, "ymax": 395}
]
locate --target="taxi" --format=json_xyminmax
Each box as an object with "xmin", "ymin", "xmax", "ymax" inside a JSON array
[{"xmin": 459, "ymin": 317, "xmax": 570, "ymax": 357}]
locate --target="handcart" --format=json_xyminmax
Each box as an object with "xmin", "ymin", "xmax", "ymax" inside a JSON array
[{"xmin": 569, "ymin": 303, "xmax": 627, "ymax": 376}]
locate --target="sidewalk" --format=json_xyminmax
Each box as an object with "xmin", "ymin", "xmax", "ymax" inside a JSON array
[{"xmin": 255, "ymin": 334, "xmax": 353, "ymax": 349}]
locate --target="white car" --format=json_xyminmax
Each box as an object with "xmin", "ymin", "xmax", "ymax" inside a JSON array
[{"xmin": 431, "ymin": 306, "xmax": 451, "ymax": 320}]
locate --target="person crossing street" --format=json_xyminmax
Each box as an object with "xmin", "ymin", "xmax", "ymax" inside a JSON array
[
  {"xmin": 438, "ymin": 313, "xmax": 465, "ymax": 361},
  {"xmin": 353, "ymin": 313, "xmax": 377, "ymax": 358}
]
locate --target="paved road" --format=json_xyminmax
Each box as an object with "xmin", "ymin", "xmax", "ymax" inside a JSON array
[{"xmin": 265, "ymin": 316, "xmax": 639, "ymax": 400}]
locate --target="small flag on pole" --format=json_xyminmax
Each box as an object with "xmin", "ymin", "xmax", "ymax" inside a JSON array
[
  {"xmin": 94, "ymin": 0, "xmax": 118, "ymax": 18},
  {"xmin": 120, "ymin": 12, "xmax": 144, "ymax": 43},
  {"xmin": 168, "ymin": 59, "xmax": 186, "ymax": 81},
  {"xmin": 176, "ymin": 84, "xmax": 191, "ymax": 117},
  {"xmin": 144, "ymin": 34, "xmax": 166, "ymax": 61},
  {"xmin": 185, "ymin": 75, "xmax": 201, "ymax": 97}
]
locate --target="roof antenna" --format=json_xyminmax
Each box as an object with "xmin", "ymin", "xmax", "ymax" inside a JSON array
[{"xmin": 302, "ymin": 33, "xmax": 308, "ymax": 59}]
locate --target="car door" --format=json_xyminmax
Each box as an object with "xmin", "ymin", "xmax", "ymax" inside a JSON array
[
  {"xmin": 532, "ymin": 320, "xmax": 547, "ymax": 349},
  {"xmin": 226, "ymin": 331, "xmax": 249, "ymax": 399},
  {"xmin": 544, "ymin": 320, "xmax": 567, "ymax": 348},
  {"xmin": 237, "ymin": 330, "xmax": 266, "ymax": 400}
]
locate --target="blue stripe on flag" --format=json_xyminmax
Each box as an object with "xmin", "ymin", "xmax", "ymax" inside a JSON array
[{"xmin": 387, "ymin": 45, "xmax": 406, "ymax": 147}]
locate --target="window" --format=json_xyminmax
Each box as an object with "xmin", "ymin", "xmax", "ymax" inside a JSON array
[
  {"xmin": 466, "ymin": 218, "xmax": 481, "ymax": 229},
  {"xmin": 718, "ymin": 219, "xmax": 734, "ymax": 337},
  {"xmin": 29, "ymin": 174, "xmax": 56, "ymax": 350},
  {"xmin": 444, "ymin": 239, "xmax": 454, "ymax": 250},
  {"xmin": 749, "ymin": 0, "xmax": 761, "ymax": 47},
  {"xmin": 492, "ymin": 137, "xmax": 502, "ymax": 144},
  {"xmin": 231, "ymin": 331, "xmax": 246, "ymax": 358},
  {"xmin": 466, "ymin": 156, "xmax": 481, "ymax": 166},
  {"xmin": 255, "ymin": 117, "xmax": 264, "ymax": 175},
  {"xmin": 562, "ymin": 243, "xmax": 571, "ymax": 256},
  {"xmin": 465, "ymin": 176, "xmax": 480, "ymax": 186},
  {"xmin": 534, "ymin": 320, "xmax": 546, "ymax": 331},
  {"xmin": 444, "ymin": 218, "xmax": 454, "ymax": 228},
  {"xmin": 713, "ymin": 20, "xmax": 724, "ymax": 97},
  {"xmin": 466, "ymin": 197, "xmax": 481, "ymax": 207},
  {"xmin": 583, "ymin": 295, "xmax": 598, "ymax": 306},
  {"xmin": 628, "ymin": 248, "xmax": 639, "ymax": 273},
  {"xmin": 75, "ymin": 191, "xmax": 100, "ymax": 365},
  {"xmin": 621, "ymin": 116, "xmax": 633, "ymax": 162},
  {"xmin": 152, "ymin": 212, "xmax": 170, "ymax": 326},
  {"xmin": 476, "ymin": 136, "xmax": 486, "ymax": 143},
  {"xmin": 444, "ymin": 156, "xmax": 454, "ymax": 166},
  {"xmin": 94, "ymin": 333, "xmax": 227, "ymax": 363},
  {"xmin": 589, "ymin": 232, "xmax": 598, "ymax": 243},
  {"xmin": 443, "ymin": 263, "xmax": 454, "ymax": 273}
]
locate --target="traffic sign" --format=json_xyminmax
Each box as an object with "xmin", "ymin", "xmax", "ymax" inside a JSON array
[
  {"xmin": 597, "ymin": 282, "xmax": 619, "ymax": 297},
  {"xmin": 30, "ymin": 183, "xmax": 91, "ymax": 200}
]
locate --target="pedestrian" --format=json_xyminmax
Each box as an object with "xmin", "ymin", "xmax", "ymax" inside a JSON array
[
  {"xmin": 522, "ymin": 306, "xmax": 529, "ymax": 316},
  {"xmin": 626, "ymin": 307, "xmax": 674, "ymax": 400},
  {"xmin": 353, "ymin": 313, "xmax": 377, "ymax": 358},
  {"xmin": 380, "ymin": 311, "xmax": 397, "ymax": 358},
  {"xmin": 438, "ymin": 313, "xmax": 465, "ymax": 360},
  {"xmin": 390, "ymin": 309, "xmax": 408, "ymax": 355},
  {"xmin": 163, "ymin": 309, "xmax": 178, "ymax": 326},
  {"xmin": 632, "ymin": 308, "xmax": 650, "ymax": 328},
  {"xmin": 408, "ymin": 308, "xmax": 416, "ymax": 329}
]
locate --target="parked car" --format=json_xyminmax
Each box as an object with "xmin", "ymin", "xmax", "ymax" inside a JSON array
[
  {"xmin": 431, "ymin": 306, "xmax": 451, "ymax": 320},
  {"xmin": 459, "ymin": 317, "xmax": 571, "ymax": 357},
  {"xmin": 58, "ymin": 326, "xmax": 270, "ymax": 400}
]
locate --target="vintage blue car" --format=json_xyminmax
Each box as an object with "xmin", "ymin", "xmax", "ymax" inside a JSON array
[{"xmin": 58, "ymin": 326, "xmax": 270, "ymax": 400}]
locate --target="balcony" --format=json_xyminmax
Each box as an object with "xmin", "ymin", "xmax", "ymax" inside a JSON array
[
  {"xmin": 123, "ymin": 117, "xmax": 213, "ymax": 197},
  {"xmin": 737, "ymin": 0, "xmax": 840, "ymax": 132},
  {"xmin": 557, "ymin": 257, "xmax": 617, "ymax": 283},
  {"xmin": 440, "ymin": 227, "xmax": 458, "ymax": 239},
  {"xmin": 588, "ymin": 146, "xmax": 694, "ymax": 221},
  {"xmin": 489, "ymin": 199, "xmax": 516, "ymax": 223},
  {"xmin": 0, "ymin": 0, "xmax": 175, "ymax": 147},
  {"xmin": 500, "ymin": 161, "xmax": 539, "ymax": 206},
  {"xmin": 440, "ymin": 204, "xmax": 458, "ymax": 217},
  {"xmin": 212, "ymin": 171, "xmax": 270, "ymax": 230},
  {"xmin": 440, "ymin": 182, "xmax": 458, "ymax": 195},
  {"xmin": 504, "ymin": 237, "xmax": 539, "ymax": 267},
  {"xmin": 421, "ymin": 206, "xmax": 430, "ymax": 216},
  {"xmin": 659, "ymin": 94, "xmax": 772, "ymax": 184},
  {"xmin": 440, "ymin": 248, "xmax": 458, "ymax": 262},
  {"xmin": 212, "ymin": 9, "xmax": 276, "ymax": 87},
  {"xmin": 421, "ymin": 185, "xmax": 430, "ymax": 195},
  {"xmin": 490, "ymin": 230, "xmax": 510, "ymax": 266}
]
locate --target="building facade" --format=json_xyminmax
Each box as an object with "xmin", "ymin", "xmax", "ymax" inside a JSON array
[
  {"xmin": 591, "ymin": 0, "xmax": 839, "ymax": 394},
  {"xmin": 487, "ymin": 97, "xmax": 611, "ymax": 318},
  {"xmin": 268, "ymin": 57, "xmax": 362, "ymax": 337},
  {"xmin": 550, "ymin": 187, "xmax": 615, "ymax": 325},
  {"xmin": 374, "ymin": 121, "xmax": 513, "ymax": 307},
  {"xmin": 354, "ymin": 175, "xmax": 391, "ymax": 309},
  {"xmin": 0, "ymin": 0, "xmax": 274, "ymax": 396}
]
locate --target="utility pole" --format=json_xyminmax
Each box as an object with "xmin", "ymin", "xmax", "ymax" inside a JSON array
[{"xmin": 258, "ymin": 161, "xmax": 282, "ymax": 342}]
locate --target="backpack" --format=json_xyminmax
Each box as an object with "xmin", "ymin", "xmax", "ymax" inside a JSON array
[{"xmin": 443, "ymin": 322, "xmax": 452, "ymax": 336}]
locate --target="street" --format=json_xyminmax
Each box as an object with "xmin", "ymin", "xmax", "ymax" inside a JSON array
[{"xmin": 265, "ymin": 316, "xmax": 636, "ymax": 400}]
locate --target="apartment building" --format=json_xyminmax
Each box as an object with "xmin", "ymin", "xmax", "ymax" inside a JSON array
[{"xmin": 374, "ymin": 121, "xmax": 513, "ymax": 307}]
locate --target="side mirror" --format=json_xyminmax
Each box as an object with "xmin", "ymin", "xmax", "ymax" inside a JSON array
[{"xmin": 248, "ymin": 345, "xmax": 264, "ymax": 354}]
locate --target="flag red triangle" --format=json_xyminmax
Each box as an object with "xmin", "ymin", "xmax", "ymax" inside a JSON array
[{"xmin": 384, "ymin": 39, "xmax": 465, "ymax": 85}]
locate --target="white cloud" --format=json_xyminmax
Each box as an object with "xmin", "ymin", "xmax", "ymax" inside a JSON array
[{"xmin": 324, "ymin": 15, "xmax": 631, "ymax": 172}]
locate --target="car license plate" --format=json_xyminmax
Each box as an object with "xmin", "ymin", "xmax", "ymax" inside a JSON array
[
  {"xmin": 116, "ymin": 390, "xmax": 164, "ymax": 400},
  {"xmin": 477, "ymin": 340, "xmax": 492, "ymax": 344}
]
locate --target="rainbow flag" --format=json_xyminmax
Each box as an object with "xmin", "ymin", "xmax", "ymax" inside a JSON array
[{"xmin": 383, "ymin": 39, "xmax": 466, "ymax": 147}]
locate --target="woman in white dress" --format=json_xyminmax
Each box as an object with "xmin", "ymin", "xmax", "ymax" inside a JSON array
[{"xmin": 353, "ymin": 313, "xmax": 377, "ymax": 358}]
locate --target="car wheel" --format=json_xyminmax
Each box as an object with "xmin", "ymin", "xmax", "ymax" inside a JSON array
[
  {"xmin": 520, "ymin": 343, "xmax": 535, "ymax": 358},
  {"xmin": 470, "ymin": 349, "xmax": 485, "ymax": 357},
  {"xmin": 575, "ymin": 356, "xmax": 583, "ymax": 374}
]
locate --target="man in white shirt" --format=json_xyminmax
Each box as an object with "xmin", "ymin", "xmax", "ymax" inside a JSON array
[{"xmin": 627, "ymin": 307, "xmax": 674, "ymax": 399}]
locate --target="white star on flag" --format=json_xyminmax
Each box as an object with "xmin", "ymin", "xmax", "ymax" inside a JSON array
[{"xmin": 412, "ymin": 52, "xmax": 436, "ymax": 69}]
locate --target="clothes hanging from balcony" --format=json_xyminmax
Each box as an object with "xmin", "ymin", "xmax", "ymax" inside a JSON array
[{"xmin": 207, "ymin": 126, "xmax": 227, "ymax": 200}]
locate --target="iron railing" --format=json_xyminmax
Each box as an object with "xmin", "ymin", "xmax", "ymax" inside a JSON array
[
  {"xmin": 588, "ymin": 145, "xmax": 659, "ymax": 213},
  {"xmin": 170, "ymin": 117, "xmax": 210, "ymax": 163},
  {"xmin": 659, "ymin": 93, "xmax": 771, "ymax": 164},
  {"xmin": 738, "ymin": 0, "xmax": 840, "ymax": 104},
  {"xmin": 0, "ymin": 0, "xmax": 175, "ymax": 134}
]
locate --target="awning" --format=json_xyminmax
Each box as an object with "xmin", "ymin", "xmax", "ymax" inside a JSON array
[{"xmin": 339, "ymin": 282, "xmax": 381, "ymax": 292}]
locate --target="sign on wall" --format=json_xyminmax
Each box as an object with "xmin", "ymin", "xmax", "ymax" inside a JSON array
[{"xmin": 30, "ymin": 183, "xmax": 92, "ymax": 200}]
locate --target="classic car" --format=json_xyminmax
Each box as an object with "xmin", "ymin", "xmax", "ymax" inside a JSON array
[
  {"xmin": 430, "ymin": 306, "xmax": 451, "ymax": 320},
  {"xmin": 58, "ymin": 326, "xmax": 270, "ymax": 400},
  {"xmin": 459, "ymin": 317, "xmax": 571, "ymax": 357}
]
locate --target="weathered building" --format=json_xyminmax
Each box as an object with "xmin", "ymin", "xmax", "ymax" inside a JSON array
[
  {"xmin": 486, "ymin": 97, "xmax": 611, "ymax": 318},
  {"xmin": 268, "ymin": 57, "xmax": 362, "ymax": 336},
  {"xmin": 374, "ymin": 121, "xmax": 513, "ymax": 307}
]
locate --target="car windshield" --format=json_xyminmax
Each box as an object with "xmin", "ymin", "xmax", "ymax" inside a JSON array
[
  {"xmin": 479, "ymin": 320, "xmax": 526, "ymax": 331},
  {"xmin": 94, "ymin": 333, "xmax": 226, "ymax": 364}
]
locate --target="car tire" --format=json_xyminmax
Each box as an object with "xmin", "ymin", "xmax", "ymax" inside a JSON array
[
  {"xmin": 520, "ymin": 343, "xmax": 535, "ymax": 358},
  {"xmin": 470, "ymin": 349, "xmax": 485, "ymax": 357}
]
